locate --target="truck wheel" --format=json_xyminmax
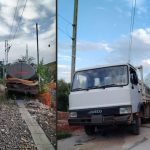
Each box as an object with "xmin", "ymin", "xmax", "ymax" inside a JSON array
[
  {"xmin": 84, "ymin": 125, "xmax": 95, "ymax": 136},
  {"xmin": 131, "ymin": 116, "xmax": 141, "ymax": 135}
]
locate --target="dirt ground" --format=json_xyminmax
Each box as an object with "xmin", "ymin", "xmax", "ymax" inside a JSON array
[{"xmin": 58, "ymin": 124, "xmax": 150, "ymax": 150}]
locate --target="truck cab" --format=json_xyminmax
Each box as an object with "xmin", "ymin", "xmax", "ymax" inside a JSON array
[{"xmin": 68, "ymin": 64, "xmax": 144, "ymax": 135}]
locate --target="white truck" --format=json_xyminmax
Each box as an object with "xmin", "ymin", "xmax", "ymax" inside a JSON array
[{"xmin": 68, "ymin": 63, "xmax": 150, "ymax": 135}]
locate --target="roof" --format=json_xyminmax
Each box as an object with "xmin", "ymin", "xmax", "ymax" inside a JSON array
[{"xmin": 75, "ymin": 63, "xmax": 137, "ymax": 72}]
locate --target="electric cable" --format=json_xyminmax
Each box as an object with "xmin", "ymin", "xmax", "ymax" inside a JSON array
[
  {"xmin": 8, "ymin": 0, "xmax": 20, "ymax": 41},
  {"xmin": 128, "ymin": 0, "xmax": 136, "ymax": 63},
  {"xmin": 10, "ymin": 0, "xmax": 28, "ymax": 45}
]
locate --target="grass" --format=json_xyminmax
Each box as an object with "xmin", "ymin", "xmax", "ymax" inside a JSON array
[
  {"xmin": 0, "ymin": 93, "xmax": 6, "ymax": 102},
  {"xmin": 0, "ymin": 92, "xmax": 17, "ymax": 105},
  {"xmin": 57, "ymin": 131, "xmax": 72, "ymax": 140}
]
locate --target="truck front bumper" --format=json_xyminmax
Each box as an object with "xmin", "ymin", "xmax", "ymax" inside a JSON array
[{"xmin": 68, "ymin": 115, "xmax": 131, "ymax": 126}]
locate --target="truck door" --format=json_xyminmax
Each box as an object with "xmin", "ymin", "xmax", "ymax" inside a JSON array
[{"xmin": 130, "ymin": 67, "xmax": 141, "ymax": 113}]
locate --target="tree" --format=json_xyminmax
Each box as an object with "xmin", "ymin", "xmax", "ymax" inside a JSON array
[
  {"xmin": 45, "ymin": 62, "xmax": 56, "ymax": 82},
  {"xmin": 37, "ymin": 59, "xmax": 53, "ymax": 93},
  {"xmin": 57, "ymin": 79, "xmax": 70, "ymax": 112}
]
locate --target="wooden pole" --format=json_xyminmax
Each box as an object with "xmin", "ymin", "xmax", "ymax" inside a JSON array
[
  {"xmin": 36, "ymin": 23, "xmax": 39, "ymax": 66},
  {"xmin": 71, "ymin": 0, "xmax": 78, "ymax": 82},
  {"xmin": 36, "ymin": 23, "xmax": 40, "ymax": 91}
]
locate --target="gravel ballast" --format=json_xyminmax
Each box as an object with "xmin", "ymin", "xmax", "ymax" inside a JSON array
[
  {"xmin": 26, "ymin": 100, "xmax": 56, "ymax": 149},
  {"xmin": 0, "ymin": 103, "xmax": 37, "ymax": 150}
]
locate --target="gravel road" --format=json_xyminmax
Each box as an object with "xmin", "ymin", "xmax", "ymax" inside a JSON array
[
  {"xmin": 26, "ymin": 100, "xmax": 56, "ymax": 148},
  {"xmin": 0, "ymin": 102, "xmax": 37, "ymax": 150}
]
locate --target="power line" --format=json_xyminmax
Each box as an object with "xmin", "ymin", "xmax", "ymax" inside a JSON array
[
  {"xmin": 58, "ymin": 14, "xmax": 72, "ymax": 26},
  {"xmin": 128, "ymin": 0, "xmax": 136, "ymax": 63},
  {"xmin": 8, "ymin": 0, "xmax": 20, "ymax": 41},
  {"xmin": 58, "ymin": 26, "xmax": 72, "ymax": 39},
  {"xmin": 10, "ymin": 0, "xmax": 28, "ymax": 45}
]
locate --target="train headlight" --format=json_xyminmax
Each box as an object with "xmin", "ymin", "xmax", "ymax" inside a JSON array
[
  {"xmin": 69, "ymin": 112, "xmax": 77, "ymax": 118},
  {"xmin": 119, "ymin": 106, "xmax": 131, "ymax": 114}
]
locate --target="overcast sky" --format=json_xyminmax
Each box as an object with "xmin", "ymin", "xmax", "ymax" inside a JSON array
[
  {"xmin": 58, "ymin": 0, "xmax": 150, "ymax": 82},
  {"xmin": 0, "ymin": 0, "xmax": 56, "ymax": 64}
]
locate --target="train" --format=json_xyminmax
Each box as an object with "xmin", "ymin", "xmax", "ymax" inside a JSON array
[{"xmin": 6, "ymin": 61, "xmax": 39, "ymax": 96}]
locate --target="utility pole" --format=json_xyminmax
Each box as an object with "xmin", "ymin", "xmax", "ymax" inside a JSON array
[
  {"xmin": 2, "ymin": 59, "xmax": 5, "ymax": 81},
  {"xmin": 5, "ymin": 40, "xmax": 7, "ymax": 65},
  {"xmin": 71, "ymin": 0, "xmax": 78, "ymax": 82},
  {"xmin": 6, "ymin": 40, "xmax": 8, "ymax": 64},
  {"xmin": 36, "ymin": 23, "xmax": 39, "ymax": 66},
  {"xmin": 26, "ymin": 44, "xmax": 29, "ymax": 63},
  {"xmin": 36, "ymin": 23, "xmax": 40, "ymax": 91},
  {"xmin": 5, "ymin": 40, "xmax": 11, "ymax": 65}
]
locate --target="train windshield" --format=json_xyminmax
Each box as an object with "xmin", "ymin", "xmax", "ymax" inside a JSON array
[{"xmin": 72, "ymin": 65, "xmax": 128, "ymax": 91}]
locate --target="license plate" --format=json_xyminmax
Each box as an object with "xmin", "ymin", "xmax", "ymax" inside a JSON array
[{"xmin": 91, "ymin": 115, "xmax": 102, "ymax": 123}]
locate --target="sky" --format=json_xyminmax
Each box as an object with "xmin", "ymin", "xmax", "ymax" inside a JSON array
[
  {"xmin": 0, "ymin": 0, "xmax": 56, "ymax": 64},
  {"xmin": 58, "ymin": 0, "xmax": 150, "ymax": 82}
]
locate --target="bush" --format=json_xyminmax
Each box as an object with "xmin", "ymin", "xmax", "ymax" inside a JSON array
[{"xmin": 57, "ymin": 79, "xmax": 70, "ymax": 111}]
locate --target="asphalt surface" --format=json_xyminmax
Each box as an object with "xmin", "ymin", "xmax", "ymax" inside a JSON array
[{"xmin": 58, "ymin": 124, "xmax": 150, "ymax": 150}]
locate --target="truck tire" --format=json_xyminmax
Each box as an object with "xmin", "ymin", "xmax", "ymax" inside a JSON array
[
  {"xmin": 84, "ymin": 125, "xmax": 95, "ymax": 136},
  {"xmin": 131, "ymin": 116, "xmax": 141, "ymax": 135}
]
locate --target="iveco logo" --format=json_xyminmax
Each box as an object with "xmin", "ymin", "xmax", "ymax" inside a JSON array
[{"xmin": 88, "ymin": 110, "xmax": 102, "ymax": 114}]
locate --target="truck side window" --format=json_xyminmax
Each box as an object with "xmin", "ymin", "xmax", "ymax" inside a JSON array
[
  {"xmin": 130, "ymin": 68, "xmax": 138, "ymax": 85},
  {"xmin": 73, "ymin": 74, "xmax": 88, "ymax": 89}
]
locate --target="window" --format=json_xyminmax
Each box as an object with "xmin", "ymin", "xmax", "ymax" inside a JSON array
[
  {"xmin": 72, "ymin": 73, "xmax": 88, "ymax": 90},
  {"xmin": 72, "ymin": 65, "xmax": 128, "ymax": 91},
  {"xmin": 130, "ymin": 67, "xmax": 138, "ymax": 85}
]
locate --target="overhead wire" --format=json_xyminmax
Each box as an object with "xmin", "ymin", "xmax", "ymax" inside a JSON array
[
  {"xmin": 58, "ymin": 14, "xmax": 72, "ymax": 26},
  {"xmin": 58, "ymin": 26, "xmax": 72, "ymax": 39},
  {"xmin": 128, "ymin": 0, "xmax": 136, "ymax": 63},
  {"xmin": 58, "ymin": 13, "xmax": 72, "ymax": 39},
  {"xmin": 10, "ymin": 0, "xmax": 28, "ymax": 46},
  {"xmin": 8, "ymin": 0, "xmax": 20, "ymax": 41}
]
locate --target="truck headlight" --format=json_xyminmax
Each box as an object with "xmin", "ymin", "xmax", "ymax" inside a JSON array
[
  {"xmin": 69, "ymin": 112, "xmax": 77, "ymax": 118},
  {"xmin": 119, "ymin": 107, "xmax": 131, "ymax": 114}
]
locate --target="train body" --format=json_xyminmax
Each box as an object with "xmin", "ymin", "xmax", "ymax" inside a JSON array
[{"xmin": 6, "ymin": 62, "xmax": 39, "ymax": 95}]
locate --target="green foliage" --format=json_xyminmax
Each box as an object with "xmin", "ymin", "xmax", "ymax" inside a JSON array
[
  {"xmin": 40, "ymin": 84, "xmax": 49, "ymax": 93},
  {"xmin": 37, "ymin": 59, "xmax": 52, "ymax": 93},
  {"xmin": 57, "ymin": 79, "xmax": 70, "ymax": 111},
  {"xmin": 0, "ymin": 79, "xmax": 4, "ymax": 84},
  {"xmin": 37, "ymin": 59, "xmax": 51, "ymax": 84},
  {"xmin": 0, "ymin": 94, "xmax": 6, "ymax": 102},
  {"xmin": 57, "ymin": 131, "xmax": 72, "ymax": 140},
  {"xmin": 45, "ymin": 61, "xmax": 56, "ymax": 82}
]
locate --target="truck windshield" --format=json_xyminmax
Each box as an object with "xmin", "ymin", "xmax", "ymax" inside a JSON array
[{"xmin": 72, "ymin": 65, "xmax": 128, "ymax": 91}]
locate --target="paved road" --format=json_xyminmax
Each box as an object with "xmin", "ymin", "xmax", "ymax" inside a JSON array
[{"xmin": 58, "ymin": 124, "xmax": 150, "ymax": 150}]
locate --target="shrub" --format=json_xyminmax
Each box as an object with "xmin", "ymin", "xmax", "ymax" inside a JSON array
[{"xmin": 57, "ymin": 79, "xmax": 70, "ymax": 111}]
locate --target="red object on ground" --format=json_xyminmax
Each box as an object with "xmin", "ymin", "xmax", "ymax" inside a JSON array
[
  {"xmin": 39, "ymin": 92, "xmax": 51, "ymax": 107},
  {"xmin": 57, "ymin": 111, "xmax": 69, "ymax": 120},
  {"xmin": 57, "ymin": 111, "xmax": 83, "ymax": 132}
]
